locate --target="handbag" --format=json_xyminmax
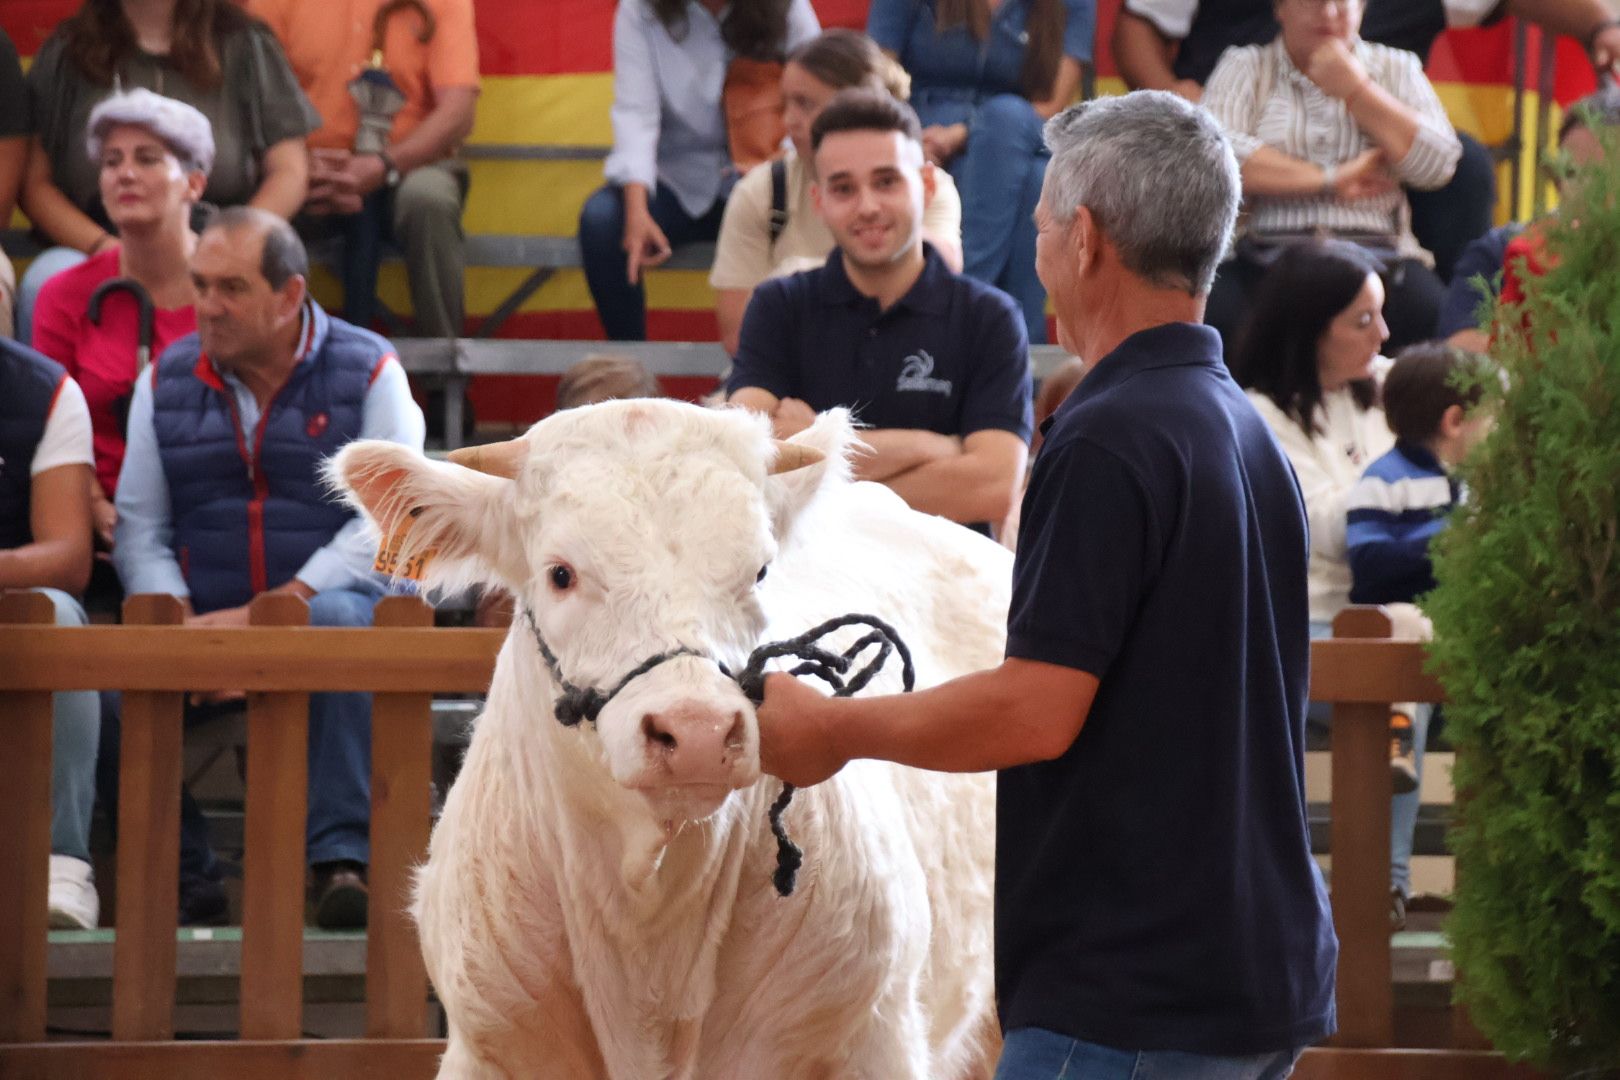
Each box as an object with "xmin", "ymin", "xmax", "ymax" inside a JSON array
[{"xmin": 723, "ymin": 58, "xmax": 786, "ymax": 173}]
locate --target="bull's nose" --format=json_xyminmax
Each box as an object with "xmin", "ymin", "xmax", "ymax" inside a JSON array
[{"xmin": 640, "ymin": 703, "xmax": 747, "ymax": 779}]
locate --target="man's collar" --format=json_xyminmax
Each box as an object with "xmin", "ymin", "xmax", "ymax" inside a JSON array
[
  {"xmin": 201, "ymin": 301, "xmax": 320, "ymax": 389},
  {"xmin": 817, "ymin": 243, "xmax": 950, "ymax": 315},
  {"xmin": 1043, "ymin": 322, "xmax": 1223, "ymax": 433},
  {"xmin": 1395, "ymin": 438, "xmax": 1444, "ymax": 473}
]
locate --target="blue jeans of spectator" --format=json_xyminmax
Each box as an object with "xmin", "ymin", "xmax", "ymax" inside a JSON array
[
  {"xmin": 950, "ymin": 93, "xmax": 1049, "ymax": 346},
  {"xmin": 1407, "ymin": 131, "xmax": 1496, "ymax": 284},
  {"xmin": 579, "ymin": 181, "xmax": 729, "ymax": 341},
  {"xmin": 1307, "ymin": 620, "xmax": 1429, "ymax": 899},
  {"xmin": 97, "ymin": 587, "xmax": 380, "ymax": 887},
  {"xmin": 35, "ymin": 589, "xmax": 99, "ymax": 863},
  {"xmin": 994, "ymin": 1028, "xmax": 1303, "ymax": 1079},
  {"xmin": 15, "ymin": 246, "xmax": 88, "ymax": 345}
]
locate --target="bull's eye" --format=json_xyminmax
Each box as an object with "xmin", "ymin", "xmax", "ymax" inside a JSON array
[
  {"xmin": 756, "ymin": 564, "xmax": 769, "ymax": 584},
  {"xmin": 548, "ymin": 564, "xmax": 575, "ymax": 591}
]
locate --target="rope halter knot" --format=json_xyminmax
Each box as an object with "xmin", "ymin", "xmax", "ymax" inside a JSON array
[{"xmin": 520, "ymin": 609, "xmax": 915, "ymax": 897}]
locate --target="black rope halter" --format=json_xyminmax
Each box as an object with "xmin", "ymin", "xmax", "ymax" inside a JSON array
[{"xmin": 520, "ymin": 609, "xmax": 915, "ymax": 896}]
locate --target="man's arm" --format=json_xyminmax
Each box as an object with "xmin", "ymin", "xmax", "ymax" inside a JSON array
[
  {"xmin": 0, "ymin": 378, "xmax": 94, "ymax": 594},
  {"xmin": 112, "ymin": 372, "xmax": 189, "ymax": 598},
  {"xmin": 0, "ymin": 463, "xmax": 93, "ymax": 593},
  {"xmin": 879, "ymin": 429, "xmax": 1028, "ymax": 523},
  {"xmin": 851, "ymin": 428, "xmax": 963, "ymax": 483},
  {"xmin": 716, "ymin": 288, "xmax": 753, "ymax": 358},
  {"xmin": 759, "ymin": 658, "xmax": 1100, "ymax": 786}
]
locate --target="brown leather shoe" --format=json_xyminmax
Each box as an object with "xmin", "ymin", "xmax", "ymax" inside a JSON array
[{"xmin": 312, "ymin": 862, "xmax": 369, "ymax": 930}]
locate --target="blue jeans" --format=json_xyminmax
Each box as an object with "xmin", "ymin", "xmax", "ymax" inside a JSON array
[
  {"xmin": 1307, "ymin": 621, "xmax": 1430, "ymax": 898},
  {"xmin": 37, "ymin": 589, "xmax": 99, "ymax": 863},
  {"xmin": 578, "ymin": 181, "xmax": 729, "ymax": 341},
  {"xmin": 97, "ymin": 587, "xmax": 380, "ymax": 884},
  {"xmin": 995, "ymin": 1028, "xmax": 1302, "ymax": 1080},
  {"xmin": 916, "ymin": 91, "xmax": 1049, "ymax": 346},
  {"xmin": 15, "ymin": 246, "xmax": 88, "ymax": 346}
]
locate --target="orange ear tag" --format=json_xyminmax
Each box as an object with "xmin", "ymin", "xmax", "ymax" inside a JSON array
[{"xmin": 373, "ymin": 510, "xmax": 437, "ymax": 581}]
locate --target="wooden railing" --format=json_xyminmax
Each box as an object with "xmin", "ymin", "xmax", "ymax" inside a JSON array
[{"xmin": 0, "ymin": 596, "xmax": 1541, "ymax": 1079}]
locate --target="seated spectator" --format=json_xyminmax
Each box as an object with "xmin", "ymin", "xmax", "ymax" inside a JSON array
[
  {"xmin": 16, "ymin": 0, "xmax": 316, "ymax": 343},
  {"xmin": 31, "ymin": 90, "xmax": 210, "ymax": 571},
  {"xmin": 1111, "ymin": 0, "xmax": 1620, "ymax": 282},
  {"xmin": 248, "ymin": 0, "xmax": 480, "ymax": 339},
  {"xmin": 1439, "ymin": 88, "xmax": 1620, "ymax": 350},
  {"xmin": 726, "ymin": 90, "xmax": 1032, "ymax": 534},
  {"xmin": 1230, "ymin": 238, "xmax": 1427, "ymax": 926},
  {"xmin": 0, "ymin": 338, "xmax": 100, "ymax": 928},
  {"xmin": 1201, "ymin": 0, "xmax": 1462, "ymax": 356},
  {"xmin": 580, "ymin": 0, "xmax": 821, "ymax": 341},
  {"xmin": 106, "ymin": 207, "xmax": 425, "ymax": 928},
  {"xmin": 556, "ymin": 353, "xmax": 662, "ymax": 410},
  {"xmin": 1348, "ymin": 342, "xmax": 1490, "ymax": 604},
  {"xmin": 1, "ymin": 29, "xmax": 27, "ymax": 338},
  {"xmin": 710, "ymin": 29, "xmax": 964, "ymax": 356},
  {"xmin": 868, "ymin": 0, "xmax": 1094, "ymax": 345},
  {"xmin": 1345, "ymin": 340, "xmax": 1492, "ymax": 925}
]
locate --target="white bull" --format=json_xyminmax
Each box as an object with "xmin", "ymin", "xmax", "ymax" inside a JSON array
[{"xmin": 335, "ymin": 400, "xmax": 1008, "ymax": 1080}]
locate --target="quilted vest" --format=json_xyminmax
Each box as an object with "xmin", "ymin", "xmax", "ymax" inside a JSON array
[
  {"xmin": 0, "ymin": 342, "xmax": 69, "ymax": 551},
  {"xmin": 152, "ymin": 303, "xmax": 386, "ymax": 614}
]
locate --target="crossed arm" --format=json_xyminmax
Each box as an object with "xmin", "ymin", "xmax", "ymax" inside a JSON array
[{"xmin": 728, "ymin": 387, "xmax": 1027, "ymax": 524}]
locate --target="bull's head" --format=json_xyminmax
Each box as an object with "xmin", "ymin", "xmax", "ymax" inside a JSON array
[{"xmin": 333, "ymin": 400, "xmax": 850, "ymax": 829}]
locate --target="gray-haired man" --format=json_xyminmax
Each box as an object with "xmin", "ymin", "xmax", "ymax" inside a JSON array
[{"xmin": 756, "ymin": 90, "xmax": 1337, "ymax": 1078}]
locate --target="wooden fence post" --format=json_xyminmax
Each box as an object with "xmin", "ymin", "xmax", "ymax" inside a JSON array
[
  {"xmin": 1328, "ymin": 607, "xmax": 1397, "ymax": 1046},
  {"xmin": 111, "ymin": 594, "xmax": 187, "ymax": 1040},
  {"xmin": 240, "ymin": 593, "xmax": 311, "ymax": 1040},
  {"xmin": 365, "ymin": 596, "xmax": 434, "ymax": 1038},
  {"xmin": 0, "ymin": 591, "xmax": 56, "ymax": 1044}
]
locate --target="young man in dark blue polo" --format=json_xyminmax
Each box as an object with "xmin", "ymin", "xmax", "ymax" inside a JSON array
[
  {"xmin": 757, "ymin": 90, "xmax": 1337, "ymax": 1079},
  {"xmin": 725, "ymin": 88, "xmax": 1032, "ymax": 533}
]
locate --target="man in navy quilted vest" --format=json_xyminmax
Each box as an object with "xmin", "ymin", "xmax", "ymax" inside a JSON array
[
  {"xmin": 0, "ymin": 338, "xmax": 101, "ymax": 930},
  {"xmin": 111, "ymin": 207, "xmax": 425, "ymax": 929}
]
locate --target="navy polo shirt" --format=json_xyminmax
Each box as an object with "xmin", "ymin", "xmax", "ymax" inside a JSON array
[
  {"xmin": 725, "ymin": 245, "xmax": 1033, "ymax": 444},
  {"xmin": 998, "ymin": 322, "xmax": 1337, "ymax": 1054}
]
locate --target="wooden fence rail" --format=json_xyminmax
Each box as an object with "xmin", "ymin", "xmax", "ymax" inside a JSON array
[{"xmin": 0, "ymin": 595, "xmax": 1536, "ymax": 1079}]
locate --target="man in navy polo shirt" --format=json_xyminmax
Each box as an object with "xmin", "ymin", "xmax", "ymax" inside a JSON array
[
  {"xmin": 757, "ymin": 90, "xmax": 1337, "ymax": 1078},
  {"xmin": 725, "ymin": 88, "xmax": 1032, "ymax": 532}
]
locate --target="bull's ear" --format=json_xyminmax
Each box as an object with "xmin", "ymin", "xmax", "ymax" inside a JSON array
[
  {"xmin": 328, "ymin": 440, "xmax": 528, "ymax": 592},
  {"xmin": 766, "ymin": 408, "xmax": 856, "ymax": 542}
]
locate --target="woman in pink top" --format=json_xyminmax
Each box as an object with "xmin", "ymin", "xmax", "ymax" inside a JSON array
[{"xmin": 31, "ymin": 88, "xmax": 212, "ymax": 549}]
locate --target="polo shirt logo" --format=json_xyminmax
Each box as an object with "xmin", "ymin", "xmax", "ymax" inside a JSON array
[{"xmin": 896, "ymin": 350, "xmax": 952, "ymax": 396}]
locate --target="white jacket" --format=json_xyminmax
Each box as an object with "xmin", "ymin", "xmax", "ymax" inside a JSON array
[{"xmin": 1248, "ymin": 388, "xmax": 1395, "ymax": 625}]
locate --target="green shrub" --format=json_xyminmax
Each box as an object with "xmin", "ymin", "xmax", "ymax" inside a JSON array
[{"xmin": 1425, "ymin": 130, "xmax": 1620, "ymax": 1073}]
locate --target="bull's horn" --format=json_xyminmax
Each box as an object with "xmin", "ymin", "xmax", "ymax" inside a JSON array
[
  {"xmin": 448, "ymin": 438, "xmax": 529, "ymax": 478},
  {"xmin": 769, "ymin": 440, "xmax": 825, "ymax": 475}
]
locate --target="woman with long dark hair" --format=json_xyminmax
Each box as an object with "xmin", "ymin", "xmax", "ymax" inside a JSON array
[
  {"xmin": 866, "ymin": 0, "xmax": 1095, "ymax": 345},
  {"xmin": 579, "ymin": 0, "xmax": 821, "ymax": 341},
  {"xmin": 709, "ymin": 28, "xmax": 965, "ymax": 355},
  {"xmin": 15, "ymin": 0, "xmax": 316, "ymax": 341},
  {"xmin": 1230, "ymin": 239, "xmax": 1427, "ymax": 928},
  {"xmin": 1229, "ymin": 242, "xmax": 1392, "ymax": 561}
]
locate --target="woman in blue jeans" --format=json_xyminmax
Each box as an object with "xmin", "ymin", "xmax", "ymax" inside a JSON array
[
  {"xmin": 579, "ymin": 0, "xmax": 821, "ymax": 341},
  {"xmin": 867, "ymin": 0, "xmax": 1094, "ymax": 345}
]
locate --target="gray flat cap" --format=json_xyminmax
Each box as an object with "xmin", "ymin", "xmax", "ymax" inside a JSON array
[{"xmin": 86, "ymin": 87, "xmax": 215, "ymax": 176}]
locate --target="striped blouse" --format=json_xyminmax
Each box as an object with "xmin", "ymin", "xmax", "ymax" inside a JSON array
[{"xmin": 1203, "ymin": 37, "xmax": 1461, "ymax": 247}]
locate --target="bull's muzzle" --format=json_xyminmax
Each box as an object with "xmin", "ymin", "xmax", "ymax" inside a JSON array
[{"xmin": 639, "ymin": 701, "xmax": 749, "ymax": 789}]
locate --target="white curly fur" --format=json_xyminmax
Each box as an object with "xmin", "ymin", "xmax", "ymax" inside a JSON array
[{"xmin": 333, "ymin": 400, "xmax": 1007, "ymax": 1080}]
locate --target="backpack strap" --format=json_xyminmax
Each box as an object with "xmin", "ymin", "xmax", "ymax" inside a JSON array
[{"xmin": 769, "ymin": 157, "xmax": 788, "ymax": 246}]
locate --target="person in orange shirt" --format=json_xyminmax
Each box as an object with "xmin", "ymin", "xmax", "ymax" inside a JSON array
[{"xmin": 246, "ymin": 0, "xmax": 480, "ymax": 338}]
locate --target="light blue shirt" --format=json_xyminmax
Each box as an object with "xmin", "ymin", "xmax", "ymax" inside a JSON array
[
  {"xmin": 604, "ymin": 0, "xmax": 821, "ymax": 218},
  {"xmin": 113, "ymin": 310, "xmax": 426, "ymax": 601}
]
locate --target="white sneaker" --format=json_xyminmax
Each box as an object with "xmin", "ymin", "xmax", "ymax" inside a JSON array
[{"xmin": 48, "ymin": 855, "xmax": 99, "ymax": 930}]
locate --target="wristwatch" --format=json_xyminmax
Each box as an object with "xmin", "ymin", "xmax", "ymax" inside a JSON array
[{"xmin": 377, "ymin": 150, "xmax": 402, "ymax": 189}]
